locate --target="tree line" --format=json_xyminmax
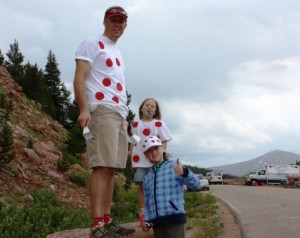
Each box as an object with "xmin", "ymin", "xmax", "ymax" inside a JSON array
[{"xmin": 0, "ymin": 39, "xmax": 77, "ymax": 130}]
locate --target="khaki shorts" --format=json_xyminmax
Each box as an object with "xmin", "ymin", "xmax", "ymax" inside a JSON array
[{"xmin": 87, "ymin": 105, "xmax": 128, "ymax": 169}]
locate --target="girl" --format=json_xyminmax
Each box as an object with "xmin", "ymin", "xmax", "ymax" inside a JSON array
[{"xmin": 129, "ymin": 98, "xmax": 172, "ymax": 227}]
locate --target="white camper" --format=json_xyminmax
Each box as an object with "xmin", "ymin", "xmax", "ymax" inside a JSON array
[{"xmin": 245, "ymin": 164, "xmax": 300, "ymax": 186}]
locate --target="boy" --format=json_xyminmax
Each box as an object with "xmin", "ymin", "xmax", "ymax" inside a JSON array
[{"xmin": 142, "ymin": 136, "xmax": 202, "ymax": 238}]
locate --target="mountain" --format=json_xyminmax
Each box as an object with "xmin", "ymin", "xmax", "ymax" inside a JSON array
[{"xmin": 209, "ymin": 150, "xmax": 300, "ymax": 177}]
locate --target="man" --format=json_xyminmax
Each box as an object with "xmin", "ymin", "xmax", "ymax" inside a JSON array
[
  {"xmin": 73, "ymin": 6, "xmax": 135, "ymax": 238},
  {"xmin": 142, "ymin": 136, "xmax": 201, "ymax": 238}
]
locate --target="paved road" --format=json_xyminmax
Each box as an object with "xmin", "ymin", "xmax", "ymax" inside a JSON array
[{"xmin": 210, "ymin": 185, "xmax": 300, "ymax": 238}]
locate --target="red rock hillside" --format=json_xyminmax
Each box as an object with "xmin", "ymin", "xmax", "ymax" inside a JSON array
[{"xmin": 0, "ymin": 66, "xmax": 89, "ymax": 209}]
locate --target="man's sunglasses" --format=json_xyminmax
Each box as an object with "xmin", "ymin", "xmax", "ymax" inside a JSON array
[{"xmin": 106, "ymin": 7, "xmax": 127, "ymax": 17}]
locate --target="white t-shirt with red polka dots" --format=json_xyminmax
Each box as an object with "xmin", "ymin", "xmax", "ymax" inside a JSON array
[
  {"xmin": 131, "ymin": 119, "xmax": 173, "ymax": 168},
  {"xmin": 75, "ymin": 34, "xmax": 128, "ymax": 118}
]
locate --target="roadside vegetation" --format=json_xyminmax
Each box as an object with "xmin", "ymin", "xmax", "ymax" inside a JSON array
[{"xmin": 0, "ymin": 187, "xmax": 220, "ymax": 238}]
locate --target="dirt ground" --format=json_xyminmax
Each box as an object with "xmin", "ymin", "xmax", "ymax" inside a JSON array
[{"xmin": 216, "ymin": 198, "xmax": 243, "ymax": 238}]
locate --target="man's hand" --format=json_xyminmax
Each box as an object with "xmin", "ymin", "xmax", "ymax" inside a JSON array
[
  {"xmin": 174, "ymin": 158, "xmax": 184, "ymax": 176},
  {"xmin": 77, "ymin": 110, "xmax": 91, "ymax": 128}
]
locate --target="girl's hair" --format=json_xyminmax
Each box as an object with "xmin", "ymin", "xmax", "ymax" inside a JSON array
[{"xmin": 139, "ymin": 98, "xmax": 162, "ymax": 120}]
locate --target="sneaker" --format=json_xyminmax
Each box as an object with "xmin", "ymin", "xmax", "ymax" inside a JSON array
[
  {"xmin": 90, "ymin": 223, "xmax": 121, "ymax": 238},
  {"xmin": 105, "ymin": 222, "xmax": 135, "ymax": 237}
]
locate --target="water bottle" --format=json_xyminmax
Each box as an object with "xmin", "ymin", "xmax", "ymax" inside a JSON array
[{"xmin": 83, "ymin": 127, "xmax": 94, "ymax": 140}]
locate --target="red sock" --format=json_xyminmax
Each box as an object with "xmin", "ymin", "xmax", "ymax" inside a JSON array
[
  {"xmin": 93, "ymin": 217, "xmax": 104, "ymax": 226},
  {"xmin": 104, "ymin": 214, "xmax": 111, "ymax": 224}
]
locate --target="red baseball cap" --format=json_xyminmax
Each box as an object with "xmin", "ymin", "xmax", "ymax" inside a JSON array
[{"xmin": 105, "ymin": 6, "xmax": 128, "ymax": 20}]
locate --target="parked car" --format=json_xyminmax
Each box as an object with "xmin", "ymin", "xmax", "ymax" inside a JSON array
[
  {"xmin": 185, "ymin": 174, "xmax": 210, "ymax": 192},
  {"xmin": 205, "ymin": 170, "xmax": 223, "ymax": 184}
]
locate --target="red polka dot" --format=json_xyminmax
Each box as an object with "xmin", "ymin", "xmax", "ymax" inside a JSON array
[
  {"xmin": 155, "ymin": 121, "xmax": 162, "ymax": 127},
  {"xmin": 143, "ymin": 128, "xmax": 150, "ymax": 136},
  {"xmin": 98, "ymin": 41, "xmax": 104, "ymax": 49},
  {"xmin": 95, "ymin": 92, "xmax": 104, "ymax": 100},
  {"xmin": 106, "ymin": 58, "xmax": 113, "ymax": 67},
  {"xmin": 102, "ymin": 78, "xmax": 111, "ymax": 87},
  {"xmin": 132, "ymin": 122, "xmax": 139, "ymax": 128},
  {"xmin": 116, "ymin": 83, "xmax": 122, "ymax": 91},
  {"xmin": 112, "ymin": 96, "xmax": 119, "ymax": 103},
  {"xmin": 133, "ymin": 155, "xmax": 140, "ymax": 163},
  {"xmin": 116, "ymin": 58, "xmax": 121, "ymax": 66},
  {"xmin": 157, "ymin": 135, "xmax": 161, "ymax": 139}
]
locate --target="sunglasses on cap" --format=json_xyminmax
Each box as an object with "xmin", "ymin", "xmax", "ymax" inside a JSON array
[{"xmin": 105, "ymin": 6, "xmax": 127, "ymax": 19}]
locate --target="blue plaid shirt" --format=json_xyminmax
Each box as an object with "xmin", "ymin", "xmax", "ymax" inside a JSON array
[{"xmin": 143, "ymin": 159, "xmax": 201, "ymax": 227}]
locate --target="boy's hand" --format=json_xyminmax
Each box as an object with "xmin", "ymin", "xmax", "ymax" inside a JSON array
[{"xmin": 174, "ymin": 158, "xmax": 184, "ymax": 176}]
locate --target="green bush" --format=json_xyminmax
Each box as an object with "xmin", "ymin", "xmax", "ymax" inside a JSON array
[
  {"xmin": 57, "ymin": 151, "xmax": 82, "ymax": 172},
  {"xmin": 27, "ymin": 137, "xmax": 34, "ymax": 149},
  {"xmin": 111, "ymin": 188, "xmax": 139, "ymax": 223},
  {"xmin": 0, "ymin": 189, "xmax": 91, "ymax": 238},
  {"xmin": 69, "ymin": 170, "xmax": 90, "ymax": 186},
  {"xmin": 0, "ymin": 120, "xmax": 15, "ymax": 164}
]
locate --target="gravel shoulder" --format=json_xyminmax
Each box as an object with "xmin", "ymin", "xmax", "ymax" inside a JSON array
[{"xmin": 216, "ymin": 197, "xmax": 243, "ymax": 238}]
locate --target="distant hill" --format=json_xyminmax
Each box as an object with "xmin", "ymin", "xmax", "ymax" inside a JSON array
[{"xmin": 209, "ymin": 150, "xmax": 300, "ymax": 177}]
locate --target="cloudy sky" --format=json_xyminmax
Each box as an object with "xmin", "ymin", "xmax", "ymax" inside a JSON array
[{"xmin": 1, "ymin": 0, "xmax": 300, "ymax": 168}]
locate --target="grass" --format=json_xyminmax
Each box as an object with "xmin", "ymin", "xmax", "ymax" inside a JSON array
[
  {"xmin": 0, "ymin": 188, "xmax": 220, "ymax": 238},
  {"xmin": 185, "ymin": 192, "xmax": 220, "ymax": 238},
  {"xmin": 0, "ymin": 189, "xmax": 91, "ymax": 238}
]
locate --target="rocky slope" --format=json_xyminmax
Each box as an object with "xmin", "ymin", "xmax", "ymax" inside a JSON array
[{"xmin": 0, "ymin": 66, "xmax": 89, "ymax": 209}]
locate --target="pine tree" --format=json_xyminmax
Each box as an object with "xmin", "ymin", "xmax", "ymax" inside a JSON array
[
  {"xmin": 44, "ymin": 50, "xmax": 71, "ymax": 127},
  {"xmin": 0, "ymin": 121, "xmax": 15, "ymax": 164},
  {"xmin": 65, "ymin": 123, "xmax": 86, "ymax": 156},
  {"xmin": 0, "ymin": 91, "xmax": 13, "ymax": 120},
  {"xmin": 23, "ymin": 62, "xmax": 52, "ymax": 109},
  {"xmin": 59, "ymin": 83, "xmax": 72, "ymax": 128},
  {"xmin": 4, "ymin": 39, "xmax": 24, "ymax": 86},
  {"xmin": 0, "ymin": 49, "xmax": 4, "ymax": 66},
  {"xmin": 126, "ymin": 91, "xmax": 135, "ymax": 125},
  {"xmin": 44, "ymin": 50, "xmax": 61, "ymax": 117},
  {"xmin": 0, "ymin": 92, "xmax": 14, "ymax": 165},
  {"xmin": 65, "ymin": 99, "xmax": 80, "ymax": 130},
  {"xmin": 123, "ymin": 91, "xmax": 136, "ymax": 187}
]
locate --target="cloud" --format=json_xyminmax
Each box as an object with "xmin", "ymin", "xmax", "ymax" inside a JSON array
[
  {"xmin": 162, "ymin": 56, "xmax": 300, "ymax": 166},
  {"xmin": 1, "ymin": 3, "xmax": 52, "ymax": 39}
]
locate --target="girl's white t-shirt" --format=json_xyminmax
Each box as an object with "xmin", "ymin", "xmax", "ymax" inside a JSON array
[{"xmin": 131, "ymin": 119, "xmax": 172, "ymax": 167}]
